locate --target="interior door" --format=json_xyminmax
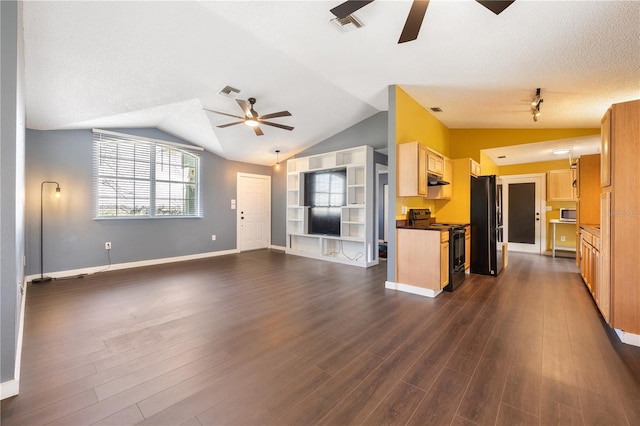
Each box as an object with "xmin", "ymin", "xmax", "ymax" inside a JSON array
[
  {"xmin": 237, "ymin": 173, "xmax": 271, "ymax": 251},
  {"xmin": 502, "ymin": 174, "xmax": 545, "ymax": 254}
]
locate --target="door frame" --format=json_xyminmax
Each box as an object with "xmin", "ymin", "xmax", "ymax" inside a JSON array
[
  {"xmin": 375, "ymin": 163, "xmax": 389, "ymax": 243},
  {"xmin": 501, "ymin": 173, "xmax": 546, "ymax": 254},
  {"xmin": 236, "ymin": 172, "xmax": 271, "ymax": 252}
]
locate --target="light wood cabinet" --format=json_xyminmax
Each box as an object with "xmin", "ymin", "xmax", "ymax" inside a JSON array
[
  {"xmin": 601, "ymin": 109, "xmax": 611, "ymax": 187},
  {"xmin": 580, "ymin": 228, "xmax": 599, "ymax": 299},
  {"xmin": 427, "ymin": 150, "xmax": 444, "ymax": 176},
  {"xmin": 547, "ymin": 169, "xmax": 576, "ymax": 201},
  {"xmin": 470, "ymin": 159, "xmax": 481, "ymax": 177},
  {"xmin": 426, "ymin": 158, "xmax": 453, "ymax": 200},
  {"xmin": 600, "ymin": 99, "xmax": 640, "ymax": 334},
  {"xmin": 464, "ymin": 225, "xmax": 471, "ymax": 270},
  {"xmin": 396, "ymin": 228, "xmax": 448, "ymax": 293},
  {"xmin": 599, "ymin": 191, "xmax": 611, "ymax": 324},
  {"xmin": 440, "ymin": 240, "xmax": 449, "ymax": 289},
  {"xmin": 397, "ymin": 142, "xmax": 428, "ymax": 197}
]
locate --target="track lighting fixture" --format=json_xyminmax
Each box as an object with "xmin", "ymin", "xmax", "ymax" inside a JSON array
[
  {"xmin": 274, "ymin": 150, "xmax": 281, "ymax": 172},
  {"xmin": 531, "ymin": 88, "xmax": 543, "ymax": 122}
]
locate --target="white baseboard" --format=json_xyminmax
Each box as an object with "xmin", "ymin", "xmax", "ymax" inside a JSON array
[
  {"xmin": 614, "ymin": 329, "xmax": 640, "ymax": 347},
  {"xmin": 269, "ymin": 245, "xmax": 286, "ymax": 252},
  {"xmin": 26, "ymin": 249, "xmax": 240, "ymax": 283},
  {"xmin": 385, "ymin": 281, "xmax": 442, "ymax": 298},
  {"xmin": 0, "ymin": 379, "xmax": 19, "ymax": 400}
]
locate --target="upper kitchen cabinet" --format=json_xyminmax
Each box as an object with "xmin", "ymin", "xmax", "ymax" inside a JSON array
[
  {"xmin": 547, "ymin": 169, "xmax": 577, "ymax": 201},
  {"xmin": 427, "ymin": 149, "xmax": 445, "ymax": 176},
  {"xmin": 577, "ymin": 154, "xmax": 600, "ymax": 225},
  {"xmin": 470, "ymin": 159, "xmax": 481, "ymax": 177},
  {"xmin": 397, "ymin": 141, "xmax": 428, "ymax": 197},
  {"xmin": 601, "ymin": 109, "xmax": 611, "ymax": 187},
  {"xmin": 426, "ymin": 157, "xmax": 453, "ymax": 200}
]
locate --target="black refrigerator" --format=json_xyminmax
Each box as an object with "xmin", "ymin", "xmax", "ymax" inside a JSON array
[{"xmin": 470, "ymin": 175, "xmax": 503, "ymax": 276}]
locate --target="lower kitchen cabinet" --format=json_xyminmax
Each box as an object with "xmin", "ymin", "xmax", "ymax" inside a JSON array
[{"xmin": 396, "ymin": 228, "xmax": 448, "ymax": 295}]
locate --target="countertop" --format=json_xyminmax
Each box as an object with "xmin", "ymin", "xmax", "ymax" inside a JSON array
[{"xmin": 580, "ymin": 223, "xmax": 601, "ymax": 237}]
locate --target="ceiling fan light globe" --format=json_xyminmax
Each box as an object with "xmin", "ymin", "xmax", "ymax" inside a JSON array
[{"xmin": 245, "ymin": 119, "xmax": 259, "ymax": 127}]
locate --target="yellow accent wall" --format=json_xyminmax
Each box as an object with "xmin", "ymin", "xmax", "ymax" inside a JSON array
[
  {"xmin": 449, "ymin": 128, "xmax": 599, "ymax": 161},
  {"xmin": 395, "ymin": 86, "xmax": 451, "ymax": 219},
  {"xmin": 480, "ymin": 152, "xmax": 499, "ymax": 175},
  {"xmin": 396, "ymin": 87, "xmax": 450, "ymax": 155},
  {"xmin": 498, "ymin": 159, "xmax": 571, "ymax": 176},
  {"xmin": 435, "ymin": 158, "xmax": 472, "ymax": 223}
]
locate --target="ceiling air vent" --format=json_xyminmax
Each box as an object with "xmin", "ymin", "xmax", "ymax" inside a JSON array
[
  {"xmin": 498, "ymin": 155, "xmax": 507, "ymax": 159},
  {"xmin": 219, "ymin": 85, "xmax": 240, "ymax": 98},
  {"xmin": 430, "ymin": 107, "xmax": 443, "ymax": 112},
  {"xmin": 331, "ymin": 14, "xmax": 365, "ymax": 32}
]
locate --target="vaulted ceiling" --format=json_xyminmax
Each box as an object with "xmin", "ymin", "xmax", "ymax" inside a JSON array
[{"xmin": 23, "ymin": 1, "xmax": 640, "ymax": 166}]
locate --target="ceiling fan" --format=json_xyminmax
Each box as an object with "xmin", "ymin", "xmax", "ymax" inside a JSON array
[
  {"xmin": 330, "ymin": 0, "xmax": 515, "ymax": 43},
  {"xmin": 204, "ymin": 97, "xmax": 293, "ymax": 136}
]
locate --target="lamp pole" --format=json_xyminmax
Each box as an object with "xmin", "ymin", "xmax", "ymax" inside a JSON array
[{"xmin": 32, "ymin": 181, "xmax": 61, "ymax": 284}]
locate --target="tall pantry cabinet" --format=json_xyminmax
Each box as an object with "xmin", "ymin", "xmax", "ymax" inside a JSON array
[{"xmin": 600, "ymin": 99, "xmax": 640, "ymax": 337}]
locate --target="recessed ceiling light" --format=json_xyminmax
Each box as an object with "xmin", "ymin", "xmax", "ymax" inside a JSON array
[{"xmin": 552, "ymin": 148, "xmax": 570, "ymax": 155}]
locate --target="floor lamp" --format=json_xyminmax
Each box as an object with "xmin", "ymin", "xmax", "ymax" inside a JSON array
[{"xmin": 32, "ymin": 181, "xmax": 61, "ymax": 284}]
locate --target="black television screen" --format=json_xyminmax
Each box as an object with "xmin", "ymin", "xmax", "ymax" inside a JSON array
[
  {"xmin": 309, "ymin": 207, "xmax": 341, "ymax": 237},
  {"xmin": 304, "ymin": 168, "xmax": 346, "ymax": 236}
]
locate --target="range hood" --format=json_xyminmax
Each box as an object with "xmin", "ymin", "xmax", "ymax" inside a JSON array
[{"xmin": 427, "ymin": 173, "xmax": 450, "ymax": 186}]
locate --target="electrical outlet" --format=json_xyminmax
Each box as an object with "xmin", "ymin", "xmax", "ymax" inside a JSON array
[
  {"xmin": 560, "ymin": 236, "xmax": 566, "ymax": 242},
  {"xmin": 211, "ymin": 235, "xmax": 217, "ymax": 241},
  {"xmin": 105, "ymin": 242, "xmax": 112, "ymax": 250}
]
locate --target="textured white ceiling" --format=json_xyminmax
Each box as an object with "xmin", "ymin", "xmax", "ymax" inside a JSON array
[{"xmin": 22, "ymin": 0, "xmax": 640, "ymax": 166}]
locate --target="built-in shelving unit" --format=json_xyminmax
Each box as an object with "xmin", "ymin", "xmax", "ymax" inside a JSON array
[{"xmin": 286, "ymin": 145, "xmax": 377, "ymax": 267}]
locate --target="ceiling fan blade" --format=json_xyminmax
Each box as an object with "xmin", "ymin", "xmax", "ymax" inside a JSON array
[
  {"xmin": 217, "ymin": 121, "xmax": 245, "ymax": 128},
  {"xmin": 203, "ymin": 108, "xmax": 245, "ymax": 120},
  {"xmin": 330, "ymin": 0, "xmax": 374, "ymax": 19},
  {"xmin": 253, "ymin": 126, "xmax": 264, "ymax": 136},
  {"xmin": 236, "ymin": 99, "xmax": 251, "ymax": 116},
  {"xmin": 476, "ymin": 0, "xmax": 515, "ymax": 15},
  {"xmin": 398, "ymin": 0, "xmax": 429, "ymax": 44},
  {"xmin": 258, "ymin": 110, "xmax": 292, "ymax": 120},
  {"xmin": 259, "ymin": 121, "xmax": 294, "ymax": 131}
]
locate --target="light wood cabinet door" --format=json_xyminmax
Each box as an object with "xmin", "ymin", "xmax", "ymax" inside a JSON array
[
  {"xmin": 464, "ymin": 226, "xmax": 471, "ymax": 270},
  {"xmin": 601, "ymin": 109, "xmax": 611, "ymax": 187},
  {"xmin": 599, "ymin": 191, "xmax": 611, "ymax": 323},
  {"xmin": 426, "ymin": 157, "xmax": 453, "ymax": 200},
  {"xmin": 427, "ymin": 152, "xmax": 444, "ymax": 176},
  {"xmin": 547, "ymin": 169, "xmax": 576, "ymax": 201},
  {"xmin": 440, "ymin": 241, "xmax": 449, "ymax": 289},
  {"xmin": 397, "ymin": 142, "xmax": 427, "ymax": 197},
  {"xmin": 470, "ymin": 160, "xmax": 481, "ymax": 177}
]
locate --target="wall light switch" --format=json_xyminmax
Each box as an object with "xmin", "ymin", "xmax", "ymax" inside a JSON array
[
  {"xmin": 231, "ymin": 199, "xmax": 236, "ymax": 210},
  {"xmin": 401, "ymin": 205, "xmax": 407, "ymax": 214}
]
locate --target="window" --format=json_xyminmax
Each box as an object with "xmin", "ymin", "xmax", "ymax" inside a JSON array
[{"xmin": 93, "ymin": 130, "xmax": 202, "ymax": 218}]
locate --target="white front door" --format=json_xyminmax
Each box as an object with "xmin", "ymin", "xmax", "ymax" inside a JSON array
[
  {"xmin": 501, "ymin": 174, "xmax": 546, "ymax": 254},
  {"xmin": 237, "ymin": 173, "xmax": 271, "ymax": 251}
]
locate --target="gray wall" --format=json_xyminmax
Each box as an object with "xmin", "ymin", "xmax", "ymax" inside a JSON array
[
  {"xmin": 294, "ymin": 111, "xmax": 388, "ymax": 157},
  {"xmin": 1, "ymin": 0, "xmax": 26, "ymax": 385},
  {"xmin": 387, "ymin": 87, "xmax": 397, "ymax": 282},
  {"xmin": 25, "ymin": 128, "xmax": 272, "ymax": 275}
]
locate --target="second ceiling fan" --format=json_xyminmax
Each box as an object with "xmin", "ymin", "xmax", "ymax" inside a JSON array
[
  {"xmin": 330, "ymin": 0, "xmax": 516, "ymax": 43},
  {"xmin": 204, "ymin": 97, "xmax": 293, "ymax": 136}
]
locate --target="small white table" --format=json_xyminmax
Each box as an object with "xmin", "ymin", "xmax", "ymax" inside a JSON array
[{"xmin": 550, "ymin": 219, "xmax": 577, "ymax": 258}]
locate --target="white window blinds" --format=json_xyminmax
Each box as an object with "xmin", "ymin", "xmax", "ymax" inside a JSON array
[{"xmin": 93, "ymin": 130, "xmax": 203, "ymax": 218}]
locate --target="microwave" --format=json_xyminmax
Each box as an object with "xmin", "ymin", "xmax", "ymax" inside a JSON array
[{"xmin": 559, "ymin": 208, "xmax": 576, "ymax": 222}]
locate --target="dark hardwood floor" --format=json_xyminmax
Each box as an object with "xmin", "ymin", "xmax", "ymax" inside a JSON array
[{"xmin": 2, "ymin": 250, "xmax": 639, "ymax": 425}]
